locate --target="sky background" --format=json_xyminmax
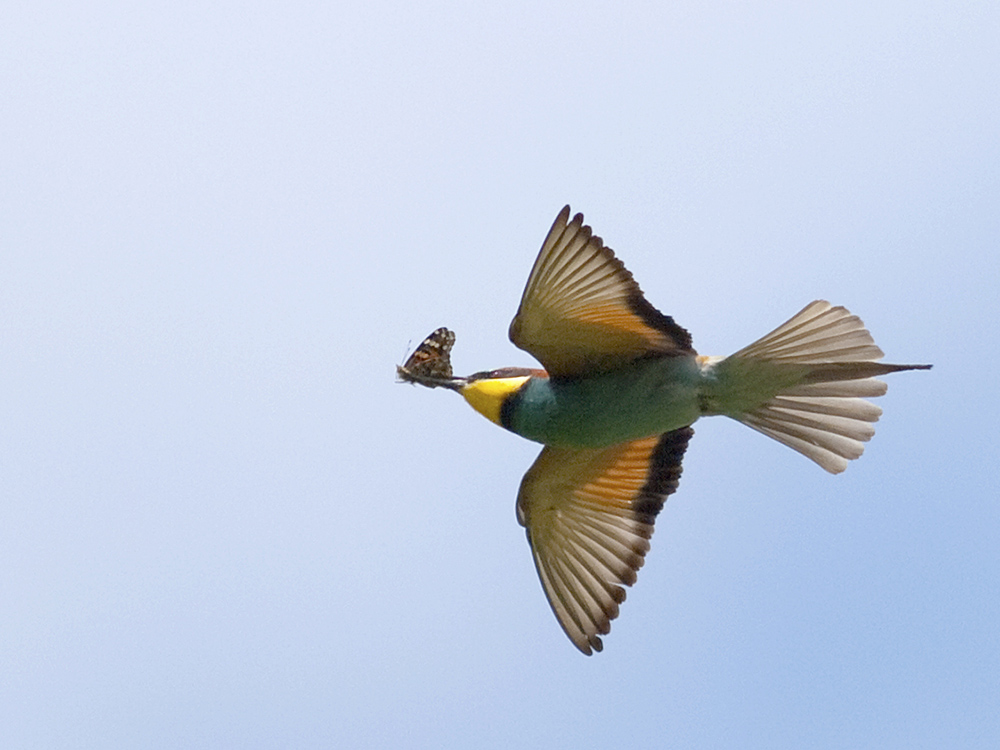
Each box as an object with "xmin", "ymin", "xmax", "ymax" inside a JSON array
[{"xmin": 2, "ymin": 2, "xmax": 998, "ymax": 748}]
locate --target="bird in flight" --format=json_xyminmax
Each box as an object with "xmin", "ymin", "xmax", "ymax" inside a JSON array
[{"xmin": 398, "ymin": 206, "xmax": 930, "ymax": 655}]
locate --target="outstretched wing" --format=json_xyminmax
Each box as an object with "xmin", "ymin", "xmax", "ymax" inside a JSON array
[
  {"xmin": 516, "ymin": 427, "xmax": 694, "ymax": 654},
  {"xmin": 509, "ymin": 206, "xmax": 694, "ymax": 376}
]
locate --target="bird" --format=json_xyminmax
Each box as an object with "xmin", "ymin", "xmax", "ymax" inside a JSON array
[{"xmin": 397, "ymin": 205, "xmax": 930, "ymax": 655}]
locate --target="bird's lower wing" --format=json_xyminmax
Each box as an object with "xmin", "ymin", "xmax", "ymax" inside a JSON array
[{"xmin": 516, "ymin": 427, "xmax": 693, "ymax": 655}]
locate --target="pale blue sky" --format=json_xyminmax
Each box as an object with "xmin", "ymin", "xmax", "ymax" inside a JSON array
[{"xmin": 2, "ymin": 2, "xmax": 998, "ymax": 748}]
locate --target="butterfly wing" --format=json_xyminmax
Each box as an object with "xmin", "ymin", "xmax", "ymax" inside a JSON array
[{"xmin": 397, "ymin": 327, "xmax": 460, "ymax": 387}]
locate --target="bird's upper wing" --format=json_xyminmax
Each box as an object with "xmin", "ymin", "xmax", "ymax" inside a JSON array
[
  {"xmin": 516, "ymin": 427, "xmax": 694, "ymax": 655},
  {"xmin": 509, "ymin": 206, "xmax": 694, "ymax": 376}
]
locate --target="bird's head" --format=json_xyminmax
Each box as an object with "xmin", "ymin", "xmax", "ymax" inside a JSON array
[{"xmin": 460, "ymin": 368, "xmax": 539, "ymax": 425}]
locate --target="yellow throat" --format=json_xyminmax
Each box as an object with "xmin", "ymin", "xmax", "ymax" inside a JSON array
[{"xmin": 460, "ymin": 376, "xmax": 530, "ymax": 425}]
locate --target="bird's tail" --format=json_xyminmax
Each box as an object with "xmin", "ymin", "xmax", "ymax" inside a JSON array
[{"xmin": 700, "ymin": 300, "xmax": 930, "ymax": 473}]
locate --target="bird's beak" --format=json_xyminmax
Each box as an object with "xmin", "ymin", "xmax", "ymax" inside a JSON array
[{"xmin": 395, "ymin": 366, "xmax": 469, "ymax": 391}]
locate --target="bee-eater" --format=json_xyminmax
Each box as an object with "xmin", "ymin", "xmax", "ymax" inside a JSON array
[{"xmin": 398, "ymin": 206, "xmax": 929, "ymax": 655}]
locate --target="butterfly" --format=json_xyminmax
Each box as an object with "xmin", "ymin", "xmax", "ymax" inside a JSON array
[{"xmin": 396, "ymin": 327, "xmax": 458, "ymax": 387}]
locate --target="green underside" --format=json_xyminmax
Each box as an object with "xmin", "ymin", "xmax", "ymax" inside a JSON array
[{"xmin": 506, "ymin": 356, "xmax": 705, "ymax": 448}]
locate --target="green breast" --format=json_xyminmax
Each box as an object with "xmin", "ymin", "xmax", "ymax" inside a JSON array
[{"xmin": 505, "ymin": 355, "xmax": 703, "ymax": 448}]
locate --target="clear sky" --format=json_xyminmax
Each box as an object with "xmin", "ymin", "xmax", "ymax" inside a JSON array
[{"xmin": 2, "ymin": 2, "xmax": 998, "ymax": 748}]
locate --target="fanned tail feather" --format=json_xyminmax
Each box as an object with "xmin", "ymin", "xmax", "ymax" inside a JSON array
[{"xmin": 705, "ymin": 301, "xmax": 930, "ymax": 473}]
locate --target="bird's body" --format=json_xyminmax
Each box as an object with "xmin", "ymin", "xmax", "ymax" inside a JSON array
[
  {"xmin": 464, "ymin": 355, "xmax": 702, "ymax": 448},
  {"xmin": 398, "ymin": 206, "xmax": 929, "ymax": 655}
]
